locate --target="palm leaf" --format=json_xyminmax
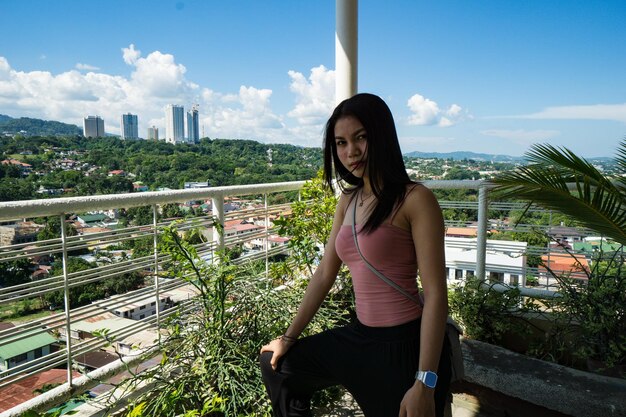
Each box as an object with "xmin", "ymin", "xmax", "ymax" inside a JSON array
[{"xmin": 492, "ymin": 142, "xmax": 626, "ymax": 246}]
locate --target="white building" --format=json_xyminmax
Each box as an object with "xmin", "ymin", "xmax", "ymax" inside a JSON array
[
  {"xmin": 186, "ymin": 105, "xmax": 199, "ymax": 143},
  {"xmin": 120, "ymin": 113, "xmax": 139, "ymax": 140},
  {"xmin": 445, "ymin": 237, "xmax": 527, "ymax": 286},
  {"xmin": 165, "ymin": 104, "xmax": 185, "ymax": 144},
  {"xmin": 93, "ymin": 293, "xmax": 172, "ymax": 321},
  {"xmin": 83, "ymin": 116, "xmax": 105, "ymax": 138},
  {"xmin": 147, "ymin": 126, "xmax": 159, "ymax": 141}
]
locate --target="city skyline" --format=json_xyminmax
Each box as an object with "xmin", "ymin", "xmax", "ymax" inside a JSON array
[{"xmin": 1, "ymin": 1, "xmax": 625, "ymax": 157}]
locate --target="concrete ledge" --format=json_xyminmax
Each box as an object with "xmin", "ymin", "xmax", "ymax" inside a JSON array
[{"xmin": 460, "ymin": 338, "xmax": 626, "ymax": 417}]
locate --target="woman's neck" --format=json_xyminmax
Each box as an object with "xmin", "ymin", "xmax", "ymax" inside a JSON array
[{"xmin": 361, "ymin": 177, "xmax": 373, "ymax": 195}]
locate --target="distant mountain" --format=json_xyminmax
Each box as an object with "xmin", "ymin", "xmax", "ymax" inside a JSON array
[
  {"xmin": 404, "ymin": 150, "xmax": 525, "ymax": 162},
  {"xmin": 0, "ymin": 114, "xmax": 82, "ymax": 136}
]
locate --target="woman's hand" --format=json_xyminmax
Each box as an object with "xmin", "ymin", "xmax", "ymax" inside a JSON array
[
  {"xmin": 260, "ymin": 337, "xmax": 296, "ymax": 370},
  {"xmin": 399, "ymin": 383, "xmax": 436, "ymax": 417}
]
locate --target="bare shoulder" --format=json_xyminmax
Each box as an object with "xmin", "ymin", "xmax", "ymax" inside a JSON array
[
  {"xmin": 391, "ymin": 183, "xmax": 441, "ymax": 230},
  {"xmin": 404, "ymin": 183, "xmax": 441, "ymax": 211},
  {"xmin": 334, "ymin": 191, "xmax": 354, "ymax": 221}
]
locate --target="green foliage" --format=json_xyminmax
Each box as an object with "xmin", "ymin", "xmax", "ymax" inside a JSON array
[
  {"xmin": 548, "ymin": 248, "xmax": 626, "ymax": 370},
  {"xmin": 492, "ymin": 141, "xmax": 626, "ymax": 245},
  {"xmin": 432, "ymin": 188, "xmax": 478, "ymax": 223},
  {"xmin": 45, "ymin": 258, "xmax": 144, "ymax": 308},
  {"xmin": 0, "ymin": 258, "xmax": 33, "ymax": 287},
  {"xmin": 273, "ymin": 170, "xmax": 337, "ymax": 276},
  {"xmin": 114, "ymin": 223, "xmax": 348, "ymax": 416},
  {"xmin": 449, "ymin": 277, "xmax": 535, "ymax": 345},
  {"xmin": 36, "ymin": 216, "xmax": 77, "ymax": 241},
  {"xmin": 111, "ymin": 174, "xmax": 357, "ymax": 416},
  {"xmin": 0, "ymin": 177, "xmax": 36, "ymax": 201},
  {"xmin": 123, "ymin": 206, "xmax": 154, "ymax": 226},
  {"xmin": 0, "ymin": 115, "xmax": 82, "ymax": 136},
  {"xmin": 0, "ymin": 135, "xmax": 321, "ymax": 202},
  {"xmin": 491, "ymin": 142, "xmax": 626, "ymax": 374}
]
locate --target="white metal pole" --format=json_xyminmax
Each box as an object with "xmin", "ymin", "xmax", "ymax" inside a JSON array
[
  {"xmin": 212, "ymin": 194, "xmax": 225, "ymax": 255},
  {"xmin": 335, "ymin": 0, "xmax": 358, "ymax": 104},
  {"xmin": 152, "ymin": 204, "xmax": 161, "ymax": 340},
  {"xmin": 476, "ymin": 186, "xmax": 488, "ymax": 281},
  {"xmin": 60, "ymin": 215, "xmax": 73, "ymax": 386}
]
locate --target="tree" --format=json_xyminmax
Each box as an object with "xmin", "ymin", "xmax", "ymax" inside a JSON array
[
  {"xmin": 492, "ymin": 141, "xmax": 626, "ymax": 371},
  {"xmin": 125, "ymin": 206, "xmax": 154, "ymax": 226},
  {"xmin": 492, "ymin": 141, "xmax": 626, "ymax": 245},
  {"xmin": 0, "ymin": 259, "xmax": 33, "ymax": 287},
  {"xmin": 37, "ymin": 217, "xmax": 77, "ymax": 241}
]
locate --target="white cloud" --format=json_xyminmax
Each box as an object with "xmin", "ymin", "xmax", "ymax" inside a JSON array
[
  {"xmin": 122, "ymin": 44, "xmax": 141, "ymax": 65},
  {"xmin": 481, "ymin": 129, "xmax": 561, "ymax": 146},
  {"xmin": 407, "ymin": 93, "xmax": 469, "ymax": 127},
  {"xmin": 287, "ymin": 65, "xmax": 335, "ymax": 125},
  {"xmin": 75, "ymin": 63, "xmax": 100, "ymax": 71},
  {"xmin": 512, "ymin": 103, "xmax": 626, "ymax": 123}
]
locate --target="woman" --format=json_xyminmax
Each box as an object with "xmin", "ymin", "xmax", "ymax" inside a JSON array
[{"xmin": 260, "ymin": 93, "xmax": 451, "ymax": 417}]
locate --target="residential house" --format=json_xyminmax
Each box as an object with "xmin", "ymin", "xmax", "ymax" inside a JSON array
[
  {"xmin": 132, "ymin": 182, "xmax": 149, "ymax": 192},
  {"xmin": 539, "ymin": 253, "xmax": 590, "ymax": 284},
  {"xmin": 0, "ymin": 369, "xmax": 82, "ymax": 412},
  {"xmin": 0, "ymin": 329, "xmax": 57, "ymax": 372},
  {"xmin": 1, "ymin": 159, "xmax": 32, "ymax": 176},
  {"xmin": 445, "ymin": 237, "xmax": 527, "ymax": 286},
  {"xmin": 91, "ymin": 293, "xmax": 172, "ymax": 321},
  {"xmin": 76, "ymin": 213, "xmax": 110, "ymax": 227},
  {"xmin": 0, "ymin": 221, "xmax": 44, "ymax": 246}
]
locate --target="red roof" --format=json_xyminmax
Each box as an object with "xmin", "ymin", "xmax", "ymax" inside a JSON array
[
  {"xmin": 446, "ymin": 227, "xmax": 477, "ymax": 237},
  {"xmin": 1, "ymin": 159, "xmax": 32, "ymax": 168},
  {"xmin": 540, "ymin": 253, "xmax": 590, "ymax": 280},
  {"xmin": 226, "ymin": 223, "xmax": 262, "ymax": 232},
  {"xmin": 0, "ymin": 369, "xmax": 81, "ymax": 412}
]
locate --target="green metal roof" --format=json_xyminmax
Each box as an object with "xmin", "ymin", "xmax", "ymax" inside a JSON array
[
  {"xmin": 78, "ymin": 213, "xmax": 108, "ymax": 223},
  {"xmin": 573, "ymin": 241, "xmax": 622, "ymax": 253},
  {"xmin": 0, "ymin": 330, "xmax": 57, "ymax": 360}
]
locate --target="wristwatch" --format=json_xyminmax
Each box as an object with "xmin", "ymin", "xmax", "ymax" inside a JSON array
[{"xmin": 415, "ymin": 370, "xmax": 438, "ymax": 388}]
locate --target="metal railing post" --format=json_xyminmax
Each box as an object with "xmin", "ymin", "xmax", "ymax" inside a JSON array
[
  {"xmin": 476, "ymin": 184, "xmax": 489, "ymax": 281},
  {"xmin": 152, "ymin": 204, "xmax": 161, "ymax": 339},
  {"xmin": 60, "ymin": 214, "xmax": 73, "ymax": 386},
  {"xmin": 212, "ymin": 194, "xmax": 225, "ymax": 257},
  {"xmin": 264, "ymin": 193, "xmax": 269, "ymax": 278}
]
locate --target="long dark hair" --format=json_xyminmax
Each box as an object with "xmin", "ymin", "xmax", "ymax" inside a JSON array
[{"xmin": 323, "ymin": 93, "xmax": 415, "ymax": 233}]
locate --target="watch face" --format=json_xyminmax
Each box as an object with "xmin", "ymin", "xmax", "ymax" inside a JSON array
[{"xmin": 424, "ymin": 371, "xmax": 437, "ymax": 388}]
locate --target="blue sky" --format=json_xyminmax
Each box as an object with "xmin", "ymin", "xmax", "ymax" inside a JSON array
[{"xmin": 1, "ymin": 0, "xmax": 625, "ymax": 157}]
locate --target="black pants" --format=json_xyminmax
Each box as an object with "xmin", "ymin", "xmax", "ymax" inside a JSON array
[{"xmin": 259, "ymin": 318, "xmax": 451, "ymax": 417}]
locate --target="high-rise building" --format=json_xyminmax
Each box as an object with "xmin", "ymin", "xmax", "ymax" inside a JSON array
[
  {"xmin": 148, "ymin": 126, "xmax": 159, "ymax": 141},
  {"xmin": 120, "ymin": 113, "xmax": 139, "ymax": 140},
  {"xmin": 165, "ymin": 105, "xmax": 184, "ymax": 144},
  {"xmin": 186, "ymin": 105, "xmax": 200, "ymax": 143},
  {"xmin": 83, "ymin": 116, "xmax": 105, "ymax": 138}
]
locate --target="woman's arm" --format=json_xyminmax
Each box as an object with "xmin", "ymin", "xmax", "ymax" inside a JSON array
[
  {"xmin": 260, "ymin": 193, "xmax": 348, "ymax": 369},
  {"xmin": 400, "ymin": 185, "xmax": 448, "ymax": 417}
]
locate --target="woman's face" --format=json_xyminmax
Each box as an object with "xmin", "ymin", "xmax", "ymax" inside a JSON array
[{"xmin": 334, "ymin": 115, "xmax": 368, "ymax": 178}]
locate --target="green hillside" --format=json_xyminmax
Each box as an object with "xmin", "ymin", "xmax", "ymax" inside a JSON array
[{"xmin": 0, "ymin": 115, "xmax": 82, "ymax": 136}]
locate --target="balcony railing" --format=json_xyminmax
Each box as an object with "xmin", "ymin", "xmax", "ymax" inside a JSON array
[{"xmin": 0, "ymin": 179, "xmax": 602, "ymax": 416}]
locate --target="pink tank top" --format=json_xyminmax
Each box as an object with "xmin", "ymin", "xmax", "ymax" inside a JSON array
[{"xmin": 335, "ymin": 219, "xmax": 423, "ymax": 327}]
